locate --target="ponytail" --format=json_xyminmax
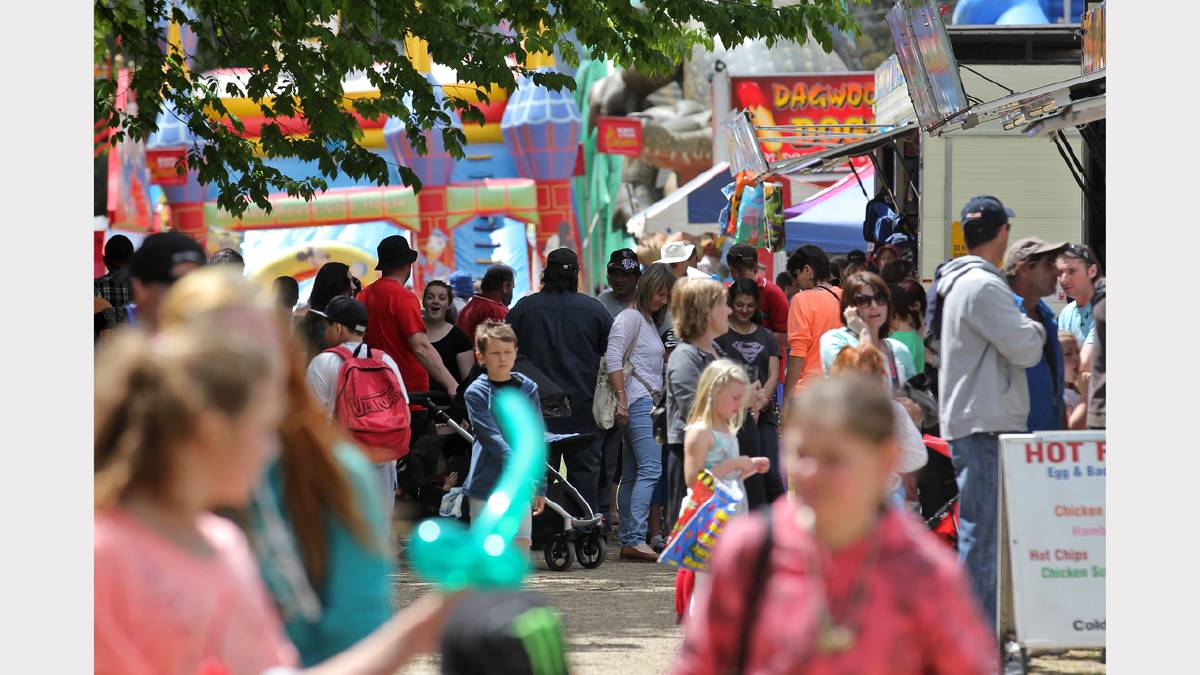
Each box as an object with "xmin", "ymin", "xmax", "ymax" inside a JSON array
[{"xmin": 94, "ymin": 328, "xmax": 273, "ymax": 507}]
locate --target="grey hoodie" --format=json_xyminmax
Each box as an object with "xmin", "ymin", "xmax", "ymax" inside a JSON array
[{"xmin": 935, "ymin": 255, "xmax": 1047, "ymax": 440}]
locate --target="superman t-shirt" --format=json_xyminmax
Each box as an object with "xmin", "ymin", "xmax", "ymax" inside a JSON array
[{"xmin": 716, "ymin": 325, "xmax": 780, "ymax": 421}]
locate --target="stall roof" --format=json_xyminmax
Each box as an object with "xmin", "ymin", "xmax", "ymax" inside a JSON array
[
  {"xmin": 770, "ymin": 124, "xmax": 918, "ymax": 176},
  {"xmin": 1022, "ymin": 93, "xmax": 1105, "ymax": 137},
  {"xmin": 939, "ymin": 69, "xmax": 1105, "ymax": 134},
  {"xmin": 625, "ymin": 162, "xmax": 731, "ymax": 238}
]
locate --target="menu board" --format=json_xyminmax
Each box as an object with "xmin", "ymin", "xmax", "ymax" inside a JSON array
[{"xmin": 1001, "ymin": 431, "xmax": 1106, "ymax": 649}]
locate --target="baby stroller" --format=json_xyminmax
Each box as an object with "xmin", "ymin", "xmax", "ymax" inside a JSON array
[
  {"xmin": 920, "ymin": 434, "xmax": 959, "ymax": 550},
  {"xmin": 407, "ymin": 377, "xmax": 607, "ymax": 572},
  {"xmin": 530, "ymin": 432, "xmax": 606, "ymax": 572}
]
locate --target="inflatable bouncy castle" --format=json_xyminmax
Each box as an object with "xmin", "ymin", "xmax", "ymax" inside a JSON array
[{"xmin": 102, "ymin": 9, "xmax": 589, "ymax": 300}]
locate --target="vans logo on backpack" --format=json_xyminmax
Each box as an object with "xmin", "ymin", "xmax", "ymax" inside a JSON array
[{"xmin": 348, "ymin": 387, "xmax": 404, "ymax": 417}]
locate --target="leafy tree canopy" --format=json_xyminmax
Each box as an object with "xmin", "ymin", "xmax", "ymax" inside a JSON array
[{"xmin": 95, "ymin": 0, "xmax": 857, "ymax": 217}]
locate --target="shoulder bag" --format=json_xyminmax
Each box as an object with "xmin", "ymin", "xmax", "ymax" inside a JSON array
[{"xmin": 593, "ymin": 316, "xmax": 644, "ymax": 430}]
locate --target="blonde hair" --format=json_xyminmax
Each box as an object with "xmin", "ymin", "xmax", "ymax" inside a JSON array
[
  {"xmin": 687, "ymin": 359, "xmax": 751, "ymax": 433},
  {"xmin": 95, "ymin": 327, "xmax": 273, "ymax": 507},
  {"xmin": 158, "ymin": 265, "xmax": 381, "ymax": 586},
  {"xmin": 670, "ymin": 277, "xmax": 726, "ymax": 342},
  {"xmin": 475, "ymin": 320, "xmax": 517, "ymax": 353}
]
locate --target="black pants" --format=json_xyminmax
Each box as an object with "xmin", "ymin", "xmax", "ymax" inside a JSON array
[
  {"xmin": 664, "ymin": 443, "xmax": 685, "ymax": 526},
  {"xmin": 754, "ymin": 418, "xmax": 786, "ymax": 504},
  {"xmin": 595, "ymin": 426, "xmax": 623, "ymax": 532},
  {"xmin": 735, "ymin": 421, "xmax": 768, "ymax": 510},
  {"xmin": 918, "ymin": 445, "xmax": 958, "ymax": 520}
]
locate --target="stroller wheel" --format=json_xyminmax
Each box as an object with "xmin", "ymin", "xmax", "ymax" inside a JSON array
[
  {"xmin": 575, "ymin": 532, "xmax": 607, "ymax": 569},
  {"xmin": 544, "ymin": 535, "xmax": 575, "ymax": 571}
]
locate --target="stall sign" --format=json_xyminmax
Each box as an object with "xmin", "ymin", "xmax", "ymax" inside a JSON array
[
  {"xmin": 596, "ymin": 116, "xmax": 643, "ymax": 157},
  {"xmin": 146, "ymin": 147, "xmax": 189, "ymax": 186},
  {"xmin": 1082, "ymin": 2, "xmax": 1106, "ymax": 74},
  {"xmin": 1001, "ymin": 431, "xmax": 1106, "ymax": 650},
  {"xmin": 731, "ymin": 73, "xmax": 874, "ymax": 163}
]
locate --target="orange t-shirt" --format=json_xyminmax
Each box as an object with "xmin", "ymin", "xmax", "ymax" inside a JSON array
[
  {"xmin": 786, "ymin": 285, "xmax": 843, "ymax": 392},
  {"xmin": 94, "ymin": 508, "xmax": 298, "ymax": 675}
]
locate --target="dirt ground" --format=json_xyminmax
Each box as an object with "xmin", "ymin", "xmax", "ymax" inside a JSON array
[{"xmin": 390, "ymin": 538, "xmax": 1104, "ymax": 674}]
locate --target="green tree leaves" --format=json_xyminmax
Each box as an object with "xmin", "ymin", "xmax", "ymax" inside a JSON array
[{"xmin": 95, "ymin": 0, "xmax": 856, "ymax": 217}]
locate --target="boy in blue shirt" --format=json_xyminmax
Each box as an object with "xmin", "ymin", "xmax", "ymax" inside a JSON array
[{"xmin": 462, "ymin": 320, "xmax": 545, "ymax": 551}]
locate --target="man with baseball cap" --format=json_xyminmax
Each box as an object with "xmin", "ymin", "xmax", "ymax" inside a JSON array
[
  {"xmin": 597, "ymin": 248, "xmax": 641, "ymax": 318},
  {"xmin": 508, "ymin": 248, "xmax": 613, "ymax": 512},
  {"xmin": 931, "ymin": 195, "xmax": 1048, "ymax": 628},
  {"xmin": 359, "ymin": 235, "xmax": 459, "ymax": 398},
  {"xmin": 305, "ymin": 295, "xmax": 409, "ymax": 516},
  {"xmin": 726, "ymin": 242, "xmax": 789, "ymax": 349},
  {"xmin": 1005, "ymin": 237, "xmax": 1070, "ymax": 433},
  {"xmin": 128, "ymin": 231, "xmax": 207, "ymax": 328}
]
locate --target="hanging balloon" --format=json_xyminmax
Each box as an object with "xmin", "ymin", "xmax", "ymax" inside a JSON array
[{"xmin": 408, "ymin": 389, "xmax": 547, "ymax": 589}]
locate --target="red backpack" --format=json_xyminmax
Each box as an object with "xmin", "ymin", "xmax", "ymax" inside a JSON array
[{"xmin": 325, "ymin": 343, "xmax": 411, "ymax": 463}]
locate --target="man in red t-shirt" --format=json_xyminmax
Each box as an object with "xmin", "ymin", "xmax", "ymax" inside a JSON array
[
  {"xmin": 726, "ymin": 243, "xmax": 789, "ymax": 350},
  {"xmin": 359, "ymin": 235, "xmax": 459, "ymax": 398},
  {"xmin": 457, "ymin": 264, "xmax": 515, "ymax": 344}
]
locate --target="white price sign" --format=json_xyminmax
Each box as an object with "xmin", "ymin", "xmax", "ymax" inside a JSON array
[{"xmin": 1001, "ymin": 431, "xmax": 1106, "ymax": 650}]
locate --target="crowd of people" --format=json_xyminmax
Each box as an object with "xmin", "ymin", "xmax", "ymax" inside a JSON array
[{"xmin": 93, "ymin": 191, "xmax": 1106, "ymax": 673}]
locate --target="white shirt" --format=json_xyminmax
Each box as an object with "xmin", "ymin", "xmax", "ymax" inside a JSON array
[
  {"xmin": 306, "ymin": 341, "xmax": 409, "ymax": 420},
  {"xmin": 892, "ymin": 399, "xmax": 928, "ymax": 475}
]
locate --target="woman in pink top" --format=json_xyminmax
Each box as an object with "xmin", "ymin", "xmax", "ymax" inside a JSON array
[
  {"xmin": 95, "ymin": 322, "xmax": 454, "ymax": 675},
  {"xmin": 673, "ymin": 376, "xmax": 997, "ymax": 675}
]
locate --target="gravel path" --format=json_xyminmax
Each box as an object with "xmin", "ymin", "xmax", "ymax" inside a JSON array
[{"xmin": 390, "ymin": 537, "xmax": 1103, "ymax": 674}]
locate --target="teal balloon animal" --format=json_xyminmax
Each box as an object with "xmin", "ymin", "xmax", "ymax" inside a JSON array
[{"xmin": 408, "ymin": 389, "xmax": 547, "ymax": 589}]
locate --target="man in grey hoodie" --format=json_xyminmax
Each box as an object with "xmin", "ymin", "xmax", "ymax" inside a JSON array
[{"xmin": 932, "ymin": 196, "xmax": 1047, "ymax": 628}]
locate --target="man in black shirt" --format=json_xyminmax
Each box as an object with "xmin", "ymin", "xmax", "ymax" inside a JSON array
[{"xmin": 507, "ymin": 248, "xmax": 613, "ymax": 512}]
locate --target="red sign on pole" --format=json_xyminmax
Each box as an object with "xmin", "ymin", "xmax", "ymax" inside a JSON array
[
  {"xmin": 730, "ymin": 73, "xmax": 875, "ymax": 164},
  {"xmin": 596, "ymin": 116, "xmax": 643, "ymax": 157},
  {"xmin": 146, "ymin": 147, "xmax": 189, "ymax": 186}
]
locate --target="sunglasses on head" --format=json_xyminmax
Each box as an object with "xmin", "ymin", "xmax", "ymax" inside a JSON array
[
  {"xmin": 853, "ymin": 293, "xmax": 888, "ymax": 308},
  {"xmin": 1062, "ymin": 244, "xmax": 1097, "ymax": 265}
]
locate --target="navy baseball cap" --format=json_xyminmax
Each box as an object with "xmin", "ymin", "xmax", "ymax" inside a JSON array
[{"xmin": 961, "ymin": 195, "xmax": 1014, "ymax": 229}]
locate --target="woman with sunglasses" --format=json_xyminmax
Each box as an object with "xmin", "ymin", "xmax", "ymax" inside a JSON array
[{"xmin": 819, "ymin": 272, "xmax": 917, "ymax": 393}]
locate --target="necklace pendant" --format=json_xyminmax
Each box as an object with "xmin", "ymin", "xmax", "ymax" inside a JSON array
[{"xmin": 818, "ymin": 624, "xmax": 856, "ymax": 653}]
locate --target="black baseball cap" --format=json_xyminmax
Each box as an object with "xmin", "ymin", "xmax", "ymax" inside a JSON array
[
  {"xmin": 606, "ymin": 248, "xmax": 641, "ymax": 274},
  {"xmin": 546, "ymin": 248, "xmax": 579, "ymax": 271},
  {"xmin": 726, "ymin": 243, "xmax": 759, "ymax": 270},
  {"xmin": 130, "ymin": 232, "xmax": 206, "ymax": 284},
  {"xmin": 311, "ymin": 295, "xmax": 368, "ymax": 333},
  {"xmin": 846, "ymin": 249, "xmax": 867, "ymax": 265}
]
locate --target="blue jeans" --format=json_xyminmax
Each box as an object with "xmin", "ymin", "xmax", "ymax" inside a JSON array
[
  {"xmin": 951, "ymin": 432, "xmax": 1002, "ymax": 630},
  {"xmin": 618, "ymin": 397, "xmax": 663, "ymax": 547}
]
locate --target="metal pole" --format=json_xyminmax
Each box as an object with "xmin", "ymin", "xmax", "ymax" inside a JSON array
[{"xmin": 710, "ymin": 62, "xmax": 731, "ymax": 166}]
